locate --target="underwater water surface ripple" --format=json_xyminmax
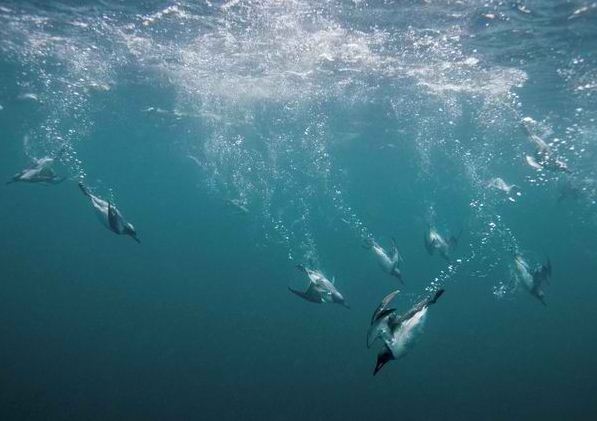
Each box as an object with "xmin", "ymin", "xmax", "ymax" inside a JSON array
[{"xmin": 1, "ymin": 0, "xmax": 597, "ymax": 419}]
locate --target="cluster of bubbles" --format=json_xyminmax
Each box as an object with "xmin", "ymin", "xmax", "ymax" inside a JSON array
[
  {"xmin": 1, "ymin": 0, "xmax": 596, "ymax": 298},
  {"xmin": 0, "ymin": 2, "xmax": 123, "ymax": 179}
]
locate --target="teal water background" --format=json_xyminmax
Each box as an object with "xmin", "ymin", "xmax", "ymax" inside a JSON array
[{"xmin": 1, "ymin": 1, "xmax": 597, "ymax": 419}]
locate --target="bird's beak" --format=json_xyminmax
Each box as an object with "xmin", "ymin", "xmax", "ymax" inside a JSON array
[{"xmin": 373, "ymin": 359, "xmax": 387, "ymax": 376}]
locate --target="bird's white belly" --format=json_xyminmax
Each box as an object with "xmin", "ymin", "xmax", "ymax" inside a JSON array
[
  {"xmin": 389, "ymin": 308, "xmax": 428, "ymax": 359},
  {"xmin": 90, "ymin": 198, "xmax": 110, "ymax": 229},
  {"xmin": 519, "ymin": 271, "xmax": 534, "ymax": 291},
  {"xmin": 374, "ymin": 248, "xmax": 393, "ymax": 272},
  {"xmin": 22, "ymin": 168, "xmax": 41, "ymax": 180},
  {"xmin": 515, "ymin": 260, "xmax": 534, "ymax": 291}
]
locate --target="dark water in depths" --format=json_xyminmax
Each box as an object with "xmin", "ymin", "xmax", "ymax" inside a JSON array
[{"xmin": 1, "ymin": 0, "xmax": 597, "ymax": 419}]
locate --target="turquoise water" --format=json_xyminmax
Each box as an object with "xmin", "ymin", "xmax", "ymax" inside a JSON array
[{"xmin": 1, "ymin": 0, "xmax": 597, "ymax": 419}]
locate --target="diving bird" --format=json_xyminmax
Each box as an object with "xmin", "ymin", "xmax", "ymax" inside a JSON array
[
  {"xmin": 513, "ymin": 253, "xmax": 551, "ymax": 305},
  {"xmin": 224, "ymin": 198, "xmax": 250, "ymax": 215},
  {"xmin": 7, "ymin": 157, "xmax": 65, "ymax": 185},
  {"xmin": 521, "ymin": 117, "xmax": 570, "ymax": 174},
  {"xmin": 369, "ymin": 288, "xmax": 445, "ymax": 376},
  {"xmin": 289, "ymin": 264, "xmax": 349, "ymax": 309},
  {"xmin": 487, "ymin": 177, "xmax": 519, "ymax": 195},
  {"xmin": 424, "ymin": 225, "xmax": 459, "ymax": 262},
  {"xmin": 78, "ymin": 182, "xmax": 140, "ymax": 243},
  {"xmin": 364, "ymin": 238, "xmax": 403, "ymax": 282}
]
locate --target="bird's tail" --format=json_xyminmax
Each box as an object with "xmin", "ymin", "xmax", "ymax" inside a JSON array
[
  {"xmin": 362, "ymin": 237, "xmax": 374, "ymax": 250},
  {"xmin": 78, "ymin": 181, "xmax": 91, "ymax": 198},
  {"xmin": 427, "ymin": 289, "xmax": 445, "ymax": 307}
]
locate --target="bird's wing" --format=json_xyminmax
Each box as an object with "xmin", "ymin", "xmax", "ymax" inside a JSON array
[{"xmin": 371, "ymin": 289, "xmax": 400, "ymax": 323}]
